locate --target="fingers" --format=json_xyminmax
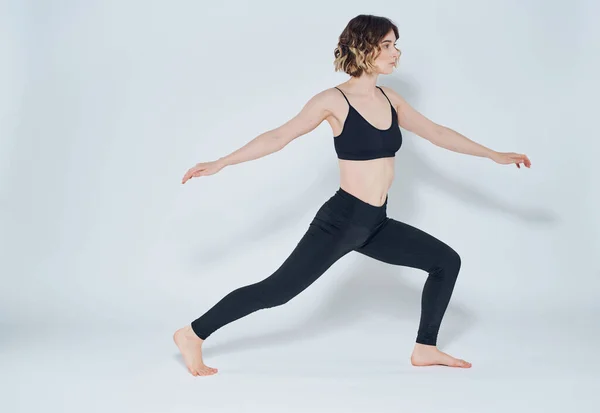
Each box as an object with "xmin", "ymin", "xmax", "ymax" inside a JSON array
[
  {"xmin": 510, "ymin": 153, "xmax": 531, "ymax": 169},
  {"xmin": 517, "ymin": 154, "xmax": 531, "ymax": 168},
  {"xmin": 182, "ymin": 166, "xmax": 209, "ymax": 183},
  {"xmin": 182, "ymin": 170, "xmax": 195, "ymax": 184},
  {"xmin": 182, "ymin": 171, "xmax": 194, "ymax": 184}
]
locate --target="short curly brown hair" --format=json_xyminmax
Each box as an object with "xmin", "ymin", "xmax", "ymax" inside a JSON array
[{"xmin": 333, "ymin": 15, "xmax": 400, "ymax": 77}]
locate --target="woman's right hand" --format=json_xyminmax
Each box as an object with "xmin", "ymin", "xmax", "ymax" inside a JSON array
[{"xmin": 181, "ymin": 160, "xmax": 226, "ymax": 184}]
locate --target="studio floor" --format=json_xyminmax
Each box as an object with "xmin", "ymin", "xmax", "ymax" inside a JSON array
[{"xmin": 3, "ymin": 315, "xmax": 597, "ymax": 413}]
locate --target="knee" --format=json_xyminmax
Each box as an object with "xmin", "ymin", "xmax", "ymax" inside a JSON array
[
  {"xmin": 260, "ymin": 294, "xmax": 293, "ymax": 309},
  {"xmin": 254, "ymin": 282, "xmax": 294, "ymax": 309},
  {"xmin": 263, "ymin": 295, "xmax": 292, "ymax": 308},
  {"xmin": 438, "ymin": 247, "xmax": 461, "ymax": 278},
  {"xmin": 449, "ymin": 248, "xmax": 461, "ymax": 268}
]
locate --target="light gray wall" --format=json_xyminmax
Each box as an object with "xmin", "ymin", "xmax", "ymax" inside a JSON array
[{"xmin": 1, "ymin": 0, "xmax": 597, "ymax": 331}]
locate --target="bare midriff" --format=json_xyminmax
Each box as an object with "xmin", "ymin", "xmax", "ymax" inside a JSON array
[{"xmin": 338, "ymin": 157, "xmax": 394, "ymax": 207}]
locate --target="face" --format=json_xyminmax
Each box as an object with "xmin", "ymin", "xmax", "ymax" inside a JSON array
[{"xmin": 374, "ymin": 30, "xmax": 400, "ymax": 74}]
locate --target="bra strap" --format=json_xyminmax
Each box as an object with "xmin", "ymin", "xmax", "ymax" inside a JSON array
[
  {"xmin": 336, "ymin": 86, "xmax": 393, "ymax": 109},
  {"xmin": 376, "ymin": 86, "xmax": 393, "ymax": 107},
  {"xmin": 334, "ymin": 87, "xmax": 351, "ymax": 106}
]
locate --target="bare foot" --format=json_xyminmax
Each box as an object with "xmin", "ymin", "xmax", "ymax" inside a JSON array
[
  {"xmin": 410, "ymin": 343, "xmax": 472, "ymax": 368},
  {"xmin": 173, "ymin": 325, "xmax": 218, "ymax": 376}
]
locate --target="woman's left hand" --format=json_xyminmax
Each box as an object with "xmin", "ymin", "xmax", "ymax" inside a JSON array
[{"xmin": 491, "ymin": 151, "xmax": 531, "ymax": 169}]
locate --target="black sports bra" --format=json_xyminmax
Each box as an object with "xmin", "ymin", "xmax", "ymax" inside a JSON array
[{"xmin": 333, "ymin": 86, "xmax": 403, "ymax": 161}]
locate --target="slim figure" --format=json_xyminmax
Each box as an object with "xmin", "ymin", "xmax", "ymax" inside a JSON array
[{"xmin": 174, "ymin": 14, "xmax": 531, "ymax": 376}]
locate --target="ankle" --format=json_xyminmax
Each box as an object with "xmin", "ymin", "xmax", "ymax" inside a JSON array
[
  {"xmin": 186, "ymin": 326, "xmax": 204, "ymax": 342},
  {"xmin": 414, "ymin": 343, "xmax": 437, "ymax": 351}
]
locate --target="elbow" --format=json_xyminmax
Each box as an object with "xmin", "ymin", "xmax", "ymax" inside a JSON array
[
  {"xmin": 427, "ymin": 125, "xmax": 446, "ymax": 145},
  {"xmin": 270, "ymin": 130, "xmax": 291, "ymax": 151},
  {"xmin": 271, "ymin": 125, "xmax": 297, "ymax": 149}
]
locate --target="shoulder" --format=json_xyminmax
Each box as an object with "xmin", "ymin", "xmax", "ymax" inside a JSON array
[
  {"xmin": 273, "ymin": 87, "xmax": 346, "ymax": 143},
  {"xmin": 309, "ymin": 87, "xmax": 345, "ymax": 105},
  {"xmin": 378, "ymin": 85, "xmax": 408, "ymax": 110},
  {"xmin": 302, "ymin": 87, "xmax": 348, "ymax": 115}
]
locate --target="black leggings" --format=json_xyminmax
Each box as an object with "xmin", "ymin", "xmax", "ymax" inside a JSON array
[{"xmin": 191, "ymin": 187, "xmax": 461, "ymax": 346}]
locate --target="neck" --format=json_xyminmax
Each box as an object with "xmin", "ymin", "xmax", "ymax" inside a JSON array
[{"xmin": 344, "ymin": 73, "xmax": 380, "ymax": 96}]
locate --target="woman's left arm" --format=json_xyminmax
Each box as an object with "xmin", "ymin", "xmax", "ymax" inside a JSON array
[{"xmin": 381, "ymin": 87, "xmax": 531, "ymax": 169}]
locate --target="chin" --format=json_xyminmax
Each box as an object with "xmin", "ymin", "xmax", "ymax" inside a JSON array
[{"xmin": 376, "ymin": 64, "xmax": 395, "ymax": 74}]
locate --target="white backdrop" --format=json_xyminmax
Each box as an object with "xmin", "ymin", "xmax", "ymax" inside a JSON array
[{"xmin": 2, "ymin": 0, "xmax": 599, "ymax": 412}]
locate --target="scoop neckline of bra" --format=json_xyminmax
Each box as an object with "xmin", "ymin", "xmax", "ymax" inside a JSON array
[
  {"xmin": 334, "ymin": 101, "xmax": 396, "ymax": 138},
  {"xmin": 334, "ymin": 86, "xmax": 396, "ymax": 135}
]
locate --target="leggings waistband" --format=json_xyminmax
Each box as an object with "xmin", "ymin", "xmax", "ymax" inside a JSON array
[
  {"xmin": 336, "ymin": 187, "xmax": 388, "ymax": 209},
  {"xmin": 325, "ymin": 187, "xmax": 388, "ymax": 228}
]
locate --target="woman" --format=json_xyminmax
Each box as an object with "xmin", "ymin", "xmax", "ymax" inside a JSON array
[{"xmin": 174, "ymin": 14, "xmax": 531, "ymax": 377}]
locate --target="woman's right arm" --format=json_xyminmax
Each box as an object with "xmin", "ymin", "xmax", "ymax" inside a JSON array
[
  {"xmin": 182, "ymin": 89, "xmax": 334, "ymax": 183},
  {"xmin": 218, "ymin": 89, "xmax": 334, "ymax": 167}
]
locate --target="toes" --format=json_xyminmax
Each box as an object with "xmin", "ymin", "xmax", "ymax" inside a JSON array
[{"xmin": 193, "ymin": 366, "xmax": 218, "ymax": 376}]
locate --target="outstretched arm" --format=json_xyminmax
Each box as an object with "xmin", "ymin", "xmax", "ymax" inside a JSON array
[
  {"xmin": 380, "ymin": 86, "xmax": 531, "ymax": 168},
  {"xmin": 182, "ymin": 89, "xmax": 334, "ymax": 184},
  {"xmin": 217, "ymin": 90, "xmax": 333, "ymax": 168}
]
